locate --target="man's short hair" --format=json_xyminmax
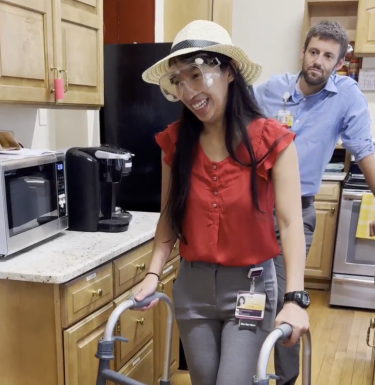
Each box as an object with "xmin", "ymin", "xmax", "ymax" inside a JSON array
[{"xmin": 304, "ymin": 20, "xmax": 349, "ymax": 61}]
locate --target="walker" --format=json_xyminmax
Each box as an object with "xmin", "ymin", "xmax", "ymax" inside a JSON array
[{"xmin": 95, "ymin": 292, "xmax": 312, "ymax": 385}]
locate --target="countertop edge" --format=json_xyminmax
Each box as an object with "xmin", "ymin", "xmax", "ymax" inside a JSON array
[
  {"xmin": 0, "ymin": 231, "xmax": 156, "ymax": 284},
  {"xmin": 322, "ymin": 172, "xmax": 347, "ymax": 182},
  {"xmin": 0, "ymin": 211, "xmax": 160, "ymax": 284},
  {"xmin": 28, "ymin": 231, "xmax": 156, "ymax": 284}
]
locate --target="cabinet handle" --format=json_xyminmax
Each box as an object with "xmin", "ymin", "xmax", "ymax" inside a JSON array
[
  {"xmin": 50, "ymin": 66, "xmax": 64, "ymax": 100},
  {"xmin": 92, "ymin": 288, "xmax": 103, "ymax": 297},
  {"xmin": 137, "ymin": 318, "xmax": 145, "ymax": 326},
  {"xmin": 136, "ymin": 263, "xmax": 146, "ymax": 271},
  {"xmin": 330, "ymin": 207, "xmax": 336, "ymax": 213},
  {"xmin": 367, "ymin": 318, "xmax": 375, "ymax": 347},
  {"xmin": 59, "ymin": 69, "xmax": 69, "ymax": 93},
  {"xmin": 159, "ymin": 282, "xmax": 165, "ymax": 293}
]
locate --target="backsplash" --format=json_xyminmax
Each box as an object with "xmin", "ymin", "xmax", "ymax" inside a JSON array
[{"xmin": 0, "ymin": 105, "xmax": 100, "ymax": 150}]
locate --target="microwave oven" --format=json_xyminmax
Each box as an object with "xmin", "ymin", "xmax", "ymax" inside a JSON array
[{"xmin": 0, "ymin": 152, "xmax": 68, "ymax": 257}]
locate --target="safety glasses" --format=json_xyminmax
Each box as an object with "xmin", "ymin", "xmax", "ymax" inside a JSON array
[{"xmin": 159, "ymin": 56, "xmax": 222, "ymax": 102}]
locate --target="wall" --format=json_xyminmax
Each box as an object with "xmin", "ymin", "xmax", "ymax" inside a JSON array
[{"xmin": 0, "ymin": 106, "xmax": 100, "ymax": 151}]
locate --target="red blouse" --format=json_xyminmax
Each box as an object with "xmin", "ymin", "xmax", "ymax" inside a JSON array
[{"xmin": 155, "ymin": 118, "xmax": 295, "ymax": 266}]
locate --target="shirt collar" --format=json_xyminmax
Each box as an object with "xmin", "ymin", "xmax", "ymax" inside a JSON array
[{"xmin": 288, "ymin": 72, "xmax": 338, "ymax": 102}]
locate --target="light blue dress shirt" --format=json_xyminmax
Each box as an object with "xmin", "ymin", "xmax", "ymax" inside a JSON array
[{"xmin": 254, "ymin": 72, "xmax": 374, "ymax": 196}]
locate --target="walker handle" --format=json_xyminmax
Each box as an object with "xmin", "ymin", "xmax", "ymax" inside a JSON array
[
  {"xmin": 253, "ymin": 323, "xmax": 311, "ymax": 385},
  {"xmin": 96, "ymin": 292, "xmax": 174, "ymax": 385},
  {"xmin": 131, "ymin": 292, "xmax": 163, "ymax": 309}
]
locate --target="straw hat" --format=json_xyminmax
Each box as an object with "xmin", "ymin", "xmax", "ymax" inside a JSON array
[{"xmin": 142, "ymin": 20, "xmax": 262, "ymax": 86}]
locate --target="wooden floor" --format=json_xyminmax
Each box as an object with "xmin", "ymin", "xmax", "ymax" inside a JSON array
[{"xmin": 171, "ymin": 290, "xmax": 375, "ymax": 385}]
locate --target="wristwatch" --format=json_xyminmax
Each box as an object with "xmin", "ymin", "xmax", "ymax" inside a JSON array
[{"xmin": 283, "ymin": 290, "xmax": 310, "ymax": 309}]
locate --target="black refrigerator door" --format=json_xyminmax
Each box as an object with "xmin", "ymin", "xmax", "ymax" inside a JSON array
[{"xmin": 100, "ymin": 43, "xmax": 182, "ymax": 212}]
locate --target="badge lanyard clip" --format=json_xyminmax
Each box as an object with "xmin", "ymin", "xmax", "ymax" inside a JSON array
[
  {"xmin": 282, "ymin": 92, "xmax": 290, "ymax": 111},
  {"xmin": 248, "ymin": 267, "xmax": 264, "ymax": 293},
  {"xmin": 250, "ymin": 278, "xmax": 256, "ymax": 294}
]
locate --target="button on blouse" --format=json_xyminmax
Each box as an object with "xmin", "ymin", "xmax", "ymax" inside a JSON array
[{"xmin": 155, "ymin": 118, "xmax": 295, "ymax": 267}]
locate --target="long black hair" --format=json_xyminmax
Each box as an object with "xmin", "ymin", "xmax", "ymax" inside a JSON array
[{"xmin": 164, "ymin": 52, "xmax": 281, "ymax": 243}]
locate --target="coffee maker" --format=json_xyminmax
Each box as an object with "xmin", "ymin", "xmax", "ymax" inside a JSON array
[{"xmin": 65, "ymin": 145, "xmax": 133, "ymax": 232}]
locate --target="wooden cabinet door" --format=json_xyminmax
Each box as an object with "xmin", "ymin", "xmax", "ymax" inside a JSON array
[
  {"xmin": 153, "ymin": 256, "xmax": 180, "ymax": 385},
  {"xmin": 305, "ymin": 202, "xmax": 339, "ymax": 279},
  {"xmin": 212, "ymin": 0, "xmax": 233, "ymax": 35},
  {"xmin": 163, "ymin": 0, "xmax": 213, "ymax": 42},
  {"xmin": 355, "ymin": 0, "xmax": 375, "ymax": 54},
  {"xmin": 53, "ymin": 0, "xmax": 104, "ymax": 106},
  {"xmin": 64, "ymin": 303, "xmax": 114, "ymax": 385},
  {"xmin": 0, "ymin": 0, "xmax": 55, "ymax": 103}
]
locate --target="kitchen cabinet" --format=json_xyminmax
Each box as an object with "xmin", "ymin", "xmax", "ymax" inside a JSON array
[
  {"xmin": 304, "ymin": 181, "xmax": 341, "ymax": 286},
  {"xmin": 163, "ymin": 0, "xmax": 233, "ymax": 42},
  {"xmin": 52, "ymin": 0, "xmax": 104, "ymax": 106},
  {"xmin": 302, "ymin": 0, "xmax": 375, "ymax": 56},
  {"xmin": 0, "ymin": 0, "xmax": 103, "ymax": 107},
  {"xmin": 354, "ymin": 0, "xmax": 375, "ymax": 54},
  {"xmin": 0, "ymin": 239, "xmax": 180, "ymax": 385}
]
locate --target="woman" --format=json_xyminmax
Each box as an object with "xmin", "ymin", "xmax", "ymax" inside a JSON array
[{"xmin": 133, "ymin": 20, "xmax": 309, "ymax": 385}]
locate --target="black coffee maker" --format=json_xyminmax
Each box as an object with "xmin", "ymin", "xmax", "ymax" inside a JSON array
[{"xmin": 65, "ymin": 145, "xmax": 133, "ymax": 232}]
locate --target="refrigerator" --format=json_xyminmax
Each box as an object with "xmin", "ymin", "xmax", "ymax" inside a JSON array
[
  {"xmin": 99, "ymin": 42, "xmax": 188, "ymax": 370},
  {"xmin": 99, "ymin": 43, "xmax": 182, "ymax": 213}
]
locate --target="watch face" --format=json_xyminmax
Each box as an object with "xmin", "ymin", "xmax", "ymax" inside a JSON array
[
  {"xmin": 285, "ymin": 291, "xmax": 310, "ymax": 308},
  {"xmin": 301, "ymin": 291, "xmax": 310, "ymax": 308}
]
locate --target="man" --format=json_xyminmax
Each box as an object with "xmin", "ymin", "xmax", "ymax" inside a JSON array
[{"xmin": 254, "ymin": 20, "xmax": 375, "ymax": 385}]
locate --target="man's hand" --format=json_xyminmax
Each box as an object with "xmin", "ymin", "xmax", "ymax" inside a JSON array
[{"xmin": 370, "ymin": 221, "xmax": 375, "ymax": 237}]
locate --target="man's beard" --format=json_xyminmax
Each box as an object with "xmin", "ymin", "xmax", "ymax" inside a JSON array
[{"xmin": 301, "ymin": 66, "xmax": 327, "ymax": 86}]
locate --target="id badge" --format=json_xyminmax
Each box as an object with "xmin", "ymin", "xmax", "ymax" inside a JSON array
[
  {"xmin": 235, "ymin": 290, "xmax": 266, "ymax": 320},
  {"xmin": 273, "ymin": 110, "xmax": 294, "ymax": 129}
]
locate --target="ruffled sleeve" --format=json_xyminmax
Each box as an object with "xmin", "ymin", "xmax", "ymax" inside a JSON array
[
  {"xmin": 253, "ymin": 118, "xmax": 296, "ymax": 180},
  {"xmin": 154, "ymin": 121, "xmax": 179, "ymax": 167}
]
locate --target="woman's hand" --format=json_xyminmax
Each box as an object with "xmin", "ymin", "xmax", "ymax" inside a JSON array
[
  {"xmin": 274, "ymin": 302, "xmax": 309, "ymax": 346},
  {"xmin": 370, "ymin": 221, "xmax": 375, "ymax": 237},
  {"xmin": 131, "ymin": 274, "xmax": 160, "ymax": 311}
]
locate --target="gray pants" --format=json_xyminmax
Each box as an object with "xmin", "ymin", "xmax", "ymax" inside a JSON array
[
  {"xmin": 273, "ymin": 204, "xmax": 316, "ymax": 385},
  {"xmin": 172, "ymin": 258, "xmax": 278, "ymax": 385}
]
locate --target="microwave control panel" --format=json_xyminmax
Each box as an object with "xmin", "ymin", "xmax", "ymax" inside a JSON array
[{"xmin": 56, "ymin": 161, "xmax": 67, "ymax": 217}]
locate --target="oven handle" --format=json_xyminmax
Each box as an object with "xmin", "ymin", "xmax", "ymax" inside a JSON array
[
  {"xmin": 343, "ymin": 192, "xmax": 364, "ymax": 200},
  {"xmin": 334, "ymin": 276, "xmax": 375, "ymax": 285}
]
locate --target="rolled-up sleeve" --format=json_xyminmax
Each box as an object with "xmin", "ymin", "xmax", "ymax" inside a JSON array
[{"xmin": 341, "ymin": 83, "xmax": 374, "ymax": 161}]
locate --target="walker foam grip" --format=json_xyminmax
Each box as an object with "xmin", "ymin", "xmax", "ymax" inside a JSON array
[
  {"xmin": 277, "ymin": 323, "xmax": 293, "ymax": 341},
  {"xmin": 131, "ymin": 292, "xmax": 165, "ymax": 309}
]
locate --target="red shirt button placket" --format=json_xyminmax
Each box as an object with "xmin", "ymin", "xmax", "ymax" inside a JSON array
[{"xmin": 212, "ymin": 164, "xmax": 218, "ymax": 208}]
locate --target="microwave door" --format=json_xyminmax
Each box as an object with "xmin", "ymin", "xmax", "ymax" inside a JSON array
[
  {"xmin": 23, "ymin": 177, "xmax": 58, "ymax": 226},
  {"xmin": 7, "ymin": 177, "xmax": 37, "ymax": 235}
]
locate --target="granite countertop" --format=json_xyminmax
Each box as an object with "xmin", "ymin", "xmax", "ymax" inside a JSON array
[
  {"xmin": 0, "ymin": 211, "xmax": 160, "ymax": 284},
  {"xmin": 322, "ymin": 172, "xmax": 347, "ymax": 181}
]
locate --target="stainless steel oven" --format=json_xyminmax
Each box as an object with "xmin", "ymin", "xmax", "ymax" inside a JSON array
[
  {"xmin": 0, "ymin": 152, "xmax": 68, "ymax": 258},
  {"xmin": 330, "ymin": 171, "xmax": 375, "ymax": 309}
]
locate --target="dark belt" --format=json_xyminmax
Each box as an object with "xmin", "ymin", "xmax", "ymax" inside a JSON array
[{"xmin": 301, "ymin": 196, "xmax": 315, "ymax": 209}]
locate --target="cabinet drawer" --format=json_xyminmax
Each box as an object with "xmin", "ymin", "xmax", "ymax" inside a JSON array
[
  {"xmin": 168, "ymin": 240, "xmax": 180, "ymax": 262},
  {"xmin": 114, "ymin": 290, "xmax": 154, "ymax": 370},
  {"xmin": 60, "ymin": 264, "xmax": 113, "ymax": 328},
  {"xmin": 160, "ymin": 255, "xmax": 180, "ymax": 281},
  {"xmin": 315, "ymin": 182, "xmax": 341, "ymax": 202},
  {"xmin": 113, "ymin": 241, "xmax": 153, "ymax": 297},
  {"xmin": 111, "ymin": 340, "xmax": 153, "ymax": 385}
]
